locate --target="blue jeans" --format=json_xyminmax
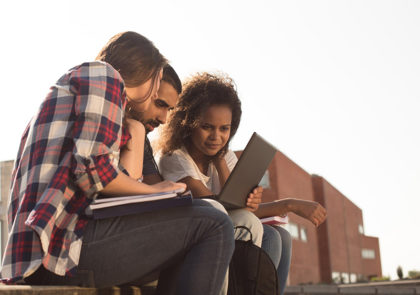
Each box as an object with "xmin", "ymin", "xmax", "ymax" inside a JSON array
[
  {"xmin": 202, "ymin": 199, "xmax": 264, "ymax": 246},
  {"xmin": 261, "ymin": 224, "xmax": 292, "ymax": 295},
  {"xmin": 26, "ymin": 199, "xmax": 235, "ymax": 295}
]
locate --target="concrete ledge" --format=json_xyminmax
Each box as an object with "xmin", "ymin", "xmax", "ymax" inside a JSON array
[
  {"xmin": 340, "ymin": 280, "xmax": 420, "ymax": 288},
  {"xmin": 0, "ymin": 285, "xmax": 142, "ymax": 295},
  {"xmin": 284, "ymin": 282, "xmax": 420, "ymax": 295},
  {"xmin": 284, "ymin": 285, "xmax": 303, "ymax": 294},
  {"xmin": 0, "ymin": 285, "xmax": 98, "ymax": 295},
  {"xmin": 303, "ymin": 285, "xmax": 339, "ymax": 294},
  {"xmin": 3, "ymin": 282, "xmax": 420, "ymax": 295},
  {"xmin": 376, "ymin": 286, "xmax": 416, "ymax": 294},
  {"xmin": 339, "ymin": 287, "xmax": 377, "ymax": 294}
]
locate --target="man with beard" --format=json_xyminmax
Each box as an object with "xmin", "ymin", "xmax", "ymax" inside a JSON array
[{"xmin": 126, "ymin": 64, "xmax": 182, "ymax": 185}]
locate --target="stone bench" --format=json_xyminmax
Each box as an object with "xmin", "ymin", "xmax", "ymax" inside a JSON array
[
  {"xmin": 0, "ymin": 284, "xmax": 156, "ymax": 295},
  {"xmin": 284, "ymin": 284, "xmax": 420, "ymax": 295}
]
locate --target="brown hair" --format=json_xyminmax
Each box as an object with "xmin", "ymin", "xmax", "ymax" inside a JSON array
[
  {"xmin": 96, "ymin": 31, "xmax": 167, "ymax": 87},
  {"xmin": 158, "ymin": 72, "xmax": 242, "ymax": 155},
  {"xmin": 162, "ymin": 64, "xmax": 182, "ymax": 94}
]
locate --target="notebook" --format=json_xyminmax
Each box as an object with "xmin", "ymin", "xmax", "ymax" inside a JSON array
[
  {"xmin": 215, "ymin": 132, "xmax": 277, "ymax": 209},
  {"xmin": 86, "ymin": 189, "xmax": 192, "ymax": 219},
  {"xmin": 260, "ymin": 215, "xmax": 289, "ymax": 225}
]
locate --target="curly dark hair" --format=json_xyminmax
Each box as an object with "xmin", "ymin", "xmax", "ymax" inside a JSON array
[{"xmin": 159, "ymin": 72, "xmax": 242, "ymax": 155}]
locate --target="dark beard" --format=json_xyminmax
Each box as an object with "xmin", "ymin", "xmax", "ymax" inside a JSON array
[
  {"xmin": 143, "ymin": 119, "xmax": 160, "ymax": 132},
  {"xmin": 125, "ymin": 105, "xmax": 160, "ymax": 133},
  {"xmin": 126, "ymin": 105, "xmax": 144, "ymax": 122}
]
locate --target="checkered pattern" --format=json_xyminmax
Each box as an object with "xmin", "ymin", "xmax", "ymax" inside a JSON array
[{"xmin": 0, "ymin": 61, "xmax": 130, "ymax": 283}]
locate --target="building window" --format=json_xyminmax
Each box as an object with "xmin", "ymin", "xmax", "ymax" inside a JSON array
[
  {"xmin": 258, "ymin": 170, "xmax": 270, "ymax": 189},
  {"xmin": 341, "ymin": 273, "xmax": 350, "ymax": 284},
  {"xmin": 284, "ymin": 222, "xmax": 308, "ymax": 242},
  {"xmin": 332, "ymin": 272, "xmax": 341, "ymax": 284},
  {"xmin": 300, "ymin": 227, "xmax": 307, "ymax": 242},
  {"xmin": 332, "ymin": 272, "xmax": 357, "ymax": 284},
  {"xmin": 361, "ymin": 248, "xmax": 375, "ymax": 259},
  {"xmin": 358, "ymin": 224, "xmax": 364, "ymax": 234},
  {"xmin": 331, "ymin": 271, "xmax": 341, "ymax": 284},
  {"xmin": 284, "ymin": 222, "xmax": 299, "ymax": 240}
]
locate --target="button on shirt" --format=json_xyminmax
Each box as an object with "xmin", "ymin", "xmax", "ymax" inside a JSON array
[{"xmin": 0, "ymin": 61, "xmax": 130, "ymax": 283}]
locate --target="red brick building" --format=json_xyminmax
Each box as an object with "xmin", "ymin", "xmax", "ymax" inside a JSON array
[{"xmin": 258, "ymin": 150, "xmax": 382, "ymax": 285}]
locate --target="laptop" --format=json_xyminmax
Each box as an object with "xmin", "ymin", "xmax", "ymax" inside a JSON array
[{"xmin": 215, "ymin": 132, "xmax": 277, "ymax": 209}]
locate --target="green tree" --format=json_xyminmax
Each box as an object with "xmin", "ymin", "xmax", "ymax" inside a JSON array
[
  {"xmin": 397, "ymin": 266, "xmax": 403, "ymax": 280},
  {"xmin": 408, "ymin": 270, "xmax": 420, "ymax": 279}
]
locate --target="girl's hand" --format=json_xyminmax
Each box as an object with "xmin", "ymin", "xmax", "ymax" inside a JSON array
[
  {"xmin": 290, "ymin": 199, "xmax": 327, "ymax": 227},
  {"xmin": 150, "ymin": 180, "xmax": 186, "ymax": 194},
  {"xmin": 212, "ymin": 149, "xmax": 227, "ymax": 168},
  {"xmin": 215, "ymin": 147, "xmax": 227, "ymax": 159},
  {"xmin": 245, "ymin": 186, "xmax": 263, "ymax": 212}
]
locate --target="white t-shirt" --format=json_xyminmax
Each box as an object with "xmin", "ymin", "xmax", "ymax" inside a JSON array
[
  {"xmin": 159, "ymin": 147, "xmax": 238, "ymax": 194},
  {"xmin": 159, "ymin": 147, "xmax": 265, "ymax": 247}
]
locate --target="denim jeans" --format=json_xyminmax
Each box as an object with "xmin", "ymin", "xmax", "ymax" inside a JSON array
[
  {"xmin": 261, "ymin": 224, "xmax": 292, "ymax": 295},
  {"xmin": 202, "ymin": 199, "xmax": 264, "ymax": 246},
  {"xmin": 202, "ymin": 199, "xmax": 264, "ymax": 295},
  {"xmin": 25, "ymin": 199, "xmax": 235, "ymax": 295}
]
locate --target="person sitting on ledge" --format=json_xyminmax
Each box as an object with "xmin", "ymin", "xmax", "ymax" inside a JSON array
[{"xmin": 157, "ymin": 72, "xmax": 327, "ymax": 295}]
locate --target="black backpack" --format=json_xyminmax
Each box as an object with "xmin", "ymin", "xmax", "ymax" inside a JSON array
[{"xmin": 228, "ymin": 226, "xmax": 280, "ymax": 295}]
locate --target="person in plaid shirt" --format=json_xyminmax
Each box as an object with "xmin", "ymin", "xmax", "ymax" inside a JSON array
[{"xmin": 0, "ymin": 31, "xmax": 235, "ymax": 295}]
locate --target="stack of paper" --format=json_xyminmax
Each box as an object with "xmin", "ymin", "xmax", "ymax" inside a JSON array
[{"xmin": 260, "ymin": 215, "xmax": 289, "ymax": 225}]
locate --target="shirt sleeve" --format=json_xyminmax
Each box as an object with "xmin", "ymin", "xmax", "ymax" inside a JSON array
[
  {"xmin": 69, "ymin": 62, "xmax": 126, "ymax": 196},
  {"xmin": 159, "ymin": 150, "xmax": 201, "ymax": 182},
  {"xmin": 225, "ymin": 150, "xmax": 238, "ymax": 172}
]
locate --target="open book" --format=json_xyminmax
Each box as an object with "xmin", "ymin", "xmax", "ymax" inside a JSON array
[{"xmin": 86, "ymin": 188, "xmax": 192, "ymax": 219}]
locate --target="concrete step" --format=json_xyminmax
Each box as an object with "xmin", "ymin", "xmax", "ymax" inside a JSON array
[
  {"xmin": 284, "ymin": 283, "xmax": 420, "ymax": 295},
  {"xmin": 0, "ymin": 285, "xmax": 144, "ymax": 295}
]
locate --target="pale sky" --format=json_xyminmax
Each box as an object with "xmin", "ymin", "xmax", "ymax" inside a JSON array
[{"xmin": 1, "ymin": 0, "xmax": 419, "ymax": 280}]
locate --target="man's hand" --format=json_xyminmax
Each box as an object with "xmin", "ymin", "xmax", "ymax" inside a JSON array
[
  {"xmin": 245, "ymin": 186, "xmax": 263, "ymax": 212},
  {"xmin": 291, "ymin": 199, "xmax": 327, "ymax": 227},
  {"xmin": 150, "ymin": 180, "xmax": 186, "ymax": 194}
]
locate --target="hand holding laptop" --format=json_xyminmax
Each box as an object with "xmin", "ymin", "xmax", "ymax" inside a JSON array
[
  {"xmin": 216, "ymin": 132, "xmax": 278, "ymax": 210},
  {"xmin": 245, "ymin": 186, "xmax": 263, "ymax": 212}
]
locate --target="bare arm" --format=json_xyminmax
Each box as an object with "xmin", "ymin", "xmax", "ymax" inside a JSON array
[
  {"xmin": 143, "ymin": 173, "xmax": 163, "ymax": 185},
  {"xmin": 254, "ymin": 198, "xmax": 327, "ymax": 227},
  {"xmin": 253, "ymin": 199, "xmax": 292, "ymax": 218},
  {"xmin": 101, "ymin": 172, "xmax": 186, "ymax": 197},
  {"xmin": 178, "ymin": 176, "xmax": 214, "ymax": 198},
  {"xmin": 213, "ymin": 157, "xmax": 231, "ymax": 188},
  {"xmin": 119, "ymin": 119, "xmax": 146, "ymax": 180}
]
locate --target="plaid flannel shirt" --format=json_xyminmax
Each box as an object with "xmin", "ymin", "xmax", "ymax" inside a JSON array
[{"xmin": 0, "ymin": 61, "xmax": 130, "ymax": 283}]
